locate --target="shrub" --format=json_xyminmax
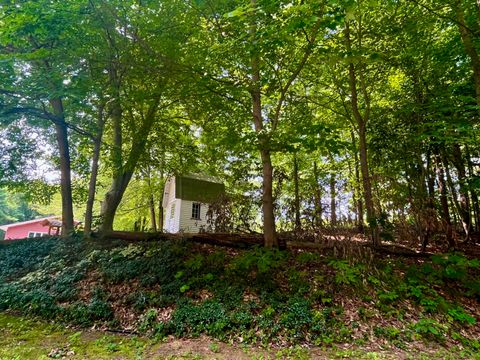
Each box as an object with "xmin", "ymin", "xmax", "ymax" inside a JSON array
[{"xmin": 166, "ymin": 300, "xmax": 229, "ymax": 338}]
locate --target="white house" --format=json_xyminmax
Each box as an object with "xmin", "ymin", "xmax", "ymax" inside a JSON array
[{"xmin": 162, "ymin": 174, "xmax": 225, "ymax": 233}]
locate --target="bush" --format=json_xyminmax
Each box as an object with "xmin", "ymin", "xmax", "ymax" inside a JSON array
[{"xmin": 166, "ymin": 300, "xmax": 229, "ymax": 338}]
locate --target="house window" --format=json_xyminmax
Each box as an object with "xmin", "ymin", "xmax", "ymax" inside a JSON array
[
  {"xmin": 28, "ymin": 232, "xmax": 46, "ymax": 238},
  {"xmin": 192, "ymin": 203, "xmax": 201, "ymax": 220},
  {"xmin": 170, "ymin": 203, "xmax": 176, "ymax": 219}
]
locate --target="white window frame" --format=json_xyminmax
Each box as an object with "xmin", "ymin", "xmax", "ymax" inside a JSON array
[
  {"xmin": 28, "ymin": 232, "xmax": 46, "ymax": 238},
  {"xmin": 191, "ymin": 202, "xmax": 201, "ymax": 220}
]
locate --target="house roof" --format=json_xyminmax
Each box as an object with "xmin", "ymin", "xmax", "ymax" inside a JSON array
[
  {"xmin": 175, "ymin": 175, "xmax": 225, "ymax": 203},
  {"xmin": 0, "ymin": 216, "xmax": 59, "ymax": 231}
]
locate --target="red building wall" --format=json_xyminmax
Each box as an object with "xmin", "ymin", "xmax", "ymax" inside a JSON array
[{"xmin": 4, "ymin": 221, "xmax": 51, "ymax": 240}]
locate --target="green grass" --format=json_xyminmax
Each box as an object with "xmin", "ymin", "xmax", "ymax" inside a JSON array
[
  {"xmin": 0, "ymin": 312, "xmax": 149, "ymax": 359},
  {"xmin": 1, "ymin": 312, "xmax": 479, "ymax": 360}
]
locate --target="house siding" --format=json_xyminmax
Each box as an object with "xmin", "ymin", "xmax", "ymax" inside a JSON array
[
  {"xmin": 178, "ymin": 200, "xmax": 209, "ymax": 233},
  {"xmin": 163, "ymin": 178, "xmax": 175, "ymax": 232},
  {"xmin": 4, "ymin": 221, "xmax": 51, "ymax": 240}
]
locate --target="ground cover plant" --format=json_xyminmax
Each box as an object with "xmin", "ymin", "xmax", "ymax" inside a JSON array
[{"xmin": 0, "ymin": 236, "xmax": 479, "ymax": 358}]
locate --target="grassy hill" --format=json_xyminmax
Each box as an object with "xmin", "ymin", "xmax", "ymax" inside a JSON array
[{"xmin": 0, "ymin": 236, "xmax": 479, "ymax": 358}]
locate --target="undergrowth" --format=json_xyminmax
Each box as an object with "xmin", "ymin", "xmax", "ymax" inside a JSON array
[{"xmin": 0, "ymin": 236, "xmax": 479, "ymax": 353}]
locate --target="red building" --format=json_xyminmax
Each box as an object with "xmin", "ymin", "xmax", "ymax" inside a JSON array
[{"xmin": 0, "ymin": 216, "xmax": 60, "ymax": 240}]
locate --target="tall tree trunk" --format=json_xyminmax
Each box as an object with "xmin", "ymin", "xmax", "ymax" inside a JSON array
[
  {"xmin": 260, "ymin": 148, "xmax": 278, "ymax": 248},
  {"xmin": 250, "ymin": 4, "xmax": 278, "ymax": 248},
  {"xmin": 313, "ymin": 161, "xmax": 323, "ymax": 229},
  {"xmin": 99, "ymin": 96, "xmax": 162, "ymax": 233},
  {"xmin": 158, "ymin": 198, "xmax": 164, "ymax": 231},
  {"xmin": 466, "ymin": 145, "xmax": 480, "ymax": 231},
  {"xmin": 451, "ymin": 143, "xmax": 472, "ymax": 242},
  {"xmin": 434, "ymin": 149, "xmax": 455, "ymax": 249},
  {"xmin": 330, "ymin": 172, "xmax": 337, "ymax": 226},
  {"xmin": 99, "ymin": 78, "xmax": 123, "ymax": 233},
  {"xmin": 145, "ymin": 168, "xmax": 157, "ymax": 232},
  {"xmin": 50, "ymin": 98, "xmax": 74, "ymax": 236},
  {"xmin": 351, "ymin": 131, "xmax": 364, "ymax": 232},
  {"xmin": 443, "ymin": 151, "xmax": 462, "ymax": 229},
  {"xmin": 149, "ymin": 195, "xmax": 157, "ymax": 231},
  {"xmin": 84, "ymin": 102, "xmax": 105, "ymax": 236},
  {"xmin": 358, "ymin": 123, "xmax": 378, "ymax": 244},
  {"xmin": 422, "ymin": 152, "xmax": 436, "ymax": 252},
  {"xmin": 100, "ymin": 173, "xmax": 133, "ymax": 233},
  {"xmin": 293, "ymin": 154, "xmax": 301, "ymax": 231},
  {"xmin": 344, "ymin": 20, "xmax": 379, "ymax": 246}
]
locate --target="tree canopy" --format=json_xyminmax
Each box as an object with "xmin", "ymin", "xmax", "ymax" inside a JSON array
[{"xmin": 1, "ymin": 0, "xmax": 480, "ymax": 249}]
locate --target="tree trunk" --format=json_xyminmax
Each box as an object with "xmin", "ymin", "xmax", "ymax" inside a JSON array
[
  {"xmin": 434, "ymin": 149, "xmax": 455, "ymax": 249},
  {"xmin": 100, "ymin": 172, "xmax": 133, "ymax": 233},
  {"xmin": 313, "ymin": 161, "xmax": 323, "ymax": 229},
  {"xmin": 99, "ymin": 81, "xmax": 124, "ymax": 233},
  {"xmin": 49, "ymin": 98, "xmax": 74, "ymax": 236},
  {"xmin": 443, "ymin": 151, "xmax": 462, "ymax": 226},
  {"xmin": 260, "ymin": 148, "xmax": 278, "ymax": 248},
  {"xmin": 250, "ymin": 6, "xmax": 278, "ymax": 248},
  {"xmin": 330, "ymin": 172, "xmax": 337, "ymax": 226},
  {"xmin": 158, "ymin": 198, "xmax": 164, "ymax": 232},
  {"xmin": 149, "ymin": 194, "xmax": 157, "ymax": 231},
  {"xmin": 344, "ymin": 20, "xmax": 379, "ymax": 246},
  {"xmin": 466, "ymin": 146, "xmax": 480, "ymax": 231},
  {"xmin": 293, "ymin": 154, "xmax": 301, "ymax": 231},
  {"xmin": 351, "ymin": 131, "xmax": 364, "ymax": 232},
  {"xmin": 84, "ymin": 102, "xmax": 105, "ymax": 236},
  {"xmin": 358, "ymin": 124, "xmax": 378, "ymax": 245},
  {"xmin": 451, "ymin": 143, "xmax": 472, "ymax": 242},
  {"xmin": 99, "ymin": 95, "xmax": 162, "ymax": 233},
  {"xmin": 420, "ymin": 151, "xmax": 436, "ymax": 252}
]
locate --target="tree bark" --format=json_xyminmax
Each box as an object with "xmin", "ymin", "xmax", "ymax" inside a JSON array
[
  {"xmin": 158, "ymin": 198, "xmax": 164, "ymax": 232},
  {"xmin": 313, "ymin": 161, "xmax": 323, "ymax": 229},
  {"xmin": 293, "ymin": 154, "xmax": 301, "ymax": 231},
  {"xmin": 350, "ymin": 131, "xmax": 364, "ymax": 232},
  {"xmin": 149, "ymin": 194, "xmax": 157, "ymax": 232},
  {"xmin": 260, "ymin": 148, "xmax": 278, "ymax": 248},
  {"xmin": 84, "ymin": 102, "xmax": 105, "ymax": 236},
  {"xmin": 344, "ymin": 20, "xmax": 379, "ymax": 246},
  {"xmin": 49, "ymin": 98, "xmax": 74, "ymax": 236},
  {"xmin": 250, "ymin": 1, "xmax": 278, "ymax": 248},
  {"xmin": 466, "ymin": 145, "xmax": 480, "ymax": 231},
  {"xmin": 443, "ymin": 151, "xmax": 462, "ymax": 228},
  {"xmin": 434, "ymin": 148, "xmax": 455, "ymax": 249},
  {"xmin": 330, "ymin": 172, "xmax": 337, "ymax": 226},
  {"xmin": 100, "ymin": 172, "xmax": 133, "ymax": 233},
  {"xmin": 451, "ymin": 143, "xmax": 472, "ymax": 242},
  {"xmin": 99, "ymin": 96, "xmax": 162, "ymax": 233},
  {"xmin": 420, "ymin": 151, "xmax": 436, "ymax": 252}
]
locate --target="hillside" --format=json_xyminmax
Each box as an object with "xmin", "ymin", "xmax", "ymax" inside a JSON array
[{"xmin": 0, "ymin": 236, "xmax": 479, "ymax": 359}]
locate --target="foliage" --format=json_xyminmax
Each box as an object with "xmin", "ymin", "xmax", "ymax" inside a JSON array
[{"xmin": 0, "ymin": 237, "xmax": 479, "ymax": 349}]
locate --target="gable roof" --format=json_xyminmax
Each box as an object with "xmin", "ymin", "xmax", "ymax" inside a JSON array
[{"xmin": 0, "ymin": 216, "xmax": 59, "ymax": 231}]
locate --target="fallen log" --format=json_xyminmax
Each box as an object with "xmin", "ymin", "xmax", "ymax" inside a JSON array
[
  {"xmin": 92, "ymin": 231, "xmax": 434, "ymax": 257},
  {"xmin": 96, "ymin": 231, "xmax": 264, "ymax": 248}
]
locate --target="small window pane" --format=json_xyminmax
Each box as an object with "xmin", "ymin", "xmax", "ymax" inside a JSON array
[{"xmin": 192, "ymin": 203, "xmax": 201, "ymax": 220}]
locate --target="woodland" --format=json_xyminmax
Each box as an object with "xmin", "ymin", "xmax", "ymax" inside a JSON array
[
  {"xmin": 1, "ymin": 0, "xmax": 480, "ymax": 358},
  {"xmin": 0, "ymin": 0, "xmax": 479, "ymax": 250}
]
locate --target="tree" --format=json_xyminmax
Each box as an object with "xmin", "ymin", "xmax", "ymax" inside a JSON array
[{"xmin": 0, "ymin": 0, "xmax": 95, "ymax": 234}]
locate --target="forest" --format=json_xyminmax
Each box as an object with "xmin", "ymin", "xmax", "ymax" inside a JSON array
[{"xmin": 1, "ymin": 0, "xmax": 480, "ymax": 358}]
